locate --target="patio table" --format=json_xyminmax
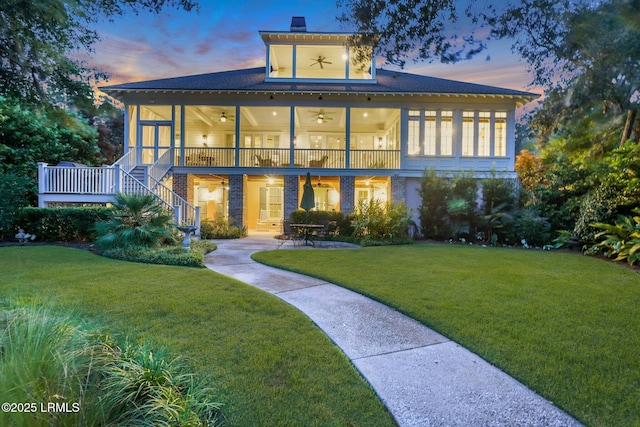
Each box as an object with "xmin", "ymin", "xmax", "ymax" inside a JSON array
[{"xmin": 290, "ymin": 223, "xmax": 324, "ymax": 246}]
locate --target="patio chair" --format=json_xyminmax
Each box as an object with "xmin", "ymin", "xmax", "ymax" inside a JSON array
[
  {"xmin": 278, "ymin": 220, "xmax": 303, "ymax": 247},
  {"xmin": 309, "ymin": 155, "xmax": 328, "ymax": 168}
]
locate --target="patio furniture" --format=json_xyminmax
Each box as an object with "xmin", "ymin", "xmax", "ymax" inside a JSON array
[
  {"xmin": 309, "ymin": 156, "xmax": 328, "ymax": 168},
  {"xmin": 290, "ymin": 223, "xmax": 324, "ymax": 246},
  {"xmin": 255, "ymin": 155, "xmax": 275, "ymax": 167}
]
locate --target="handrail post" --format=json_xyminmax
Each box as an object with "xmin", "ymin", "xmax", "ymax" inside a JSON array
[
  {"xmin": 113, "ymin": 164, "xmax": 121, "ymax": 193},
  {"xmin": 194, "ymin": 206, "xmax": 201, "ymax": 236},
  {"xmin": 173, "ymin": 205, "xmax": 181, "ymax": 225},
  {"xmin": 38, "ymin": 162, "xmax": 48, "ymax": 208}
]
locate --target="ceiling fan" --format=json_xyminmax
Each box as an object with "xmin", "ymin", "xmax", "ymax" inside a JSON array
[
  {"xmin": 309, "ymin": 55, "xmax": 332, "ymax": 69},
  {"xmin": 309, "ymin": 110, "xmax": 334, "ymax": 124},
  {"xmin": 218, "ymin": 112, "xmax": 235, "ymax": 123}
]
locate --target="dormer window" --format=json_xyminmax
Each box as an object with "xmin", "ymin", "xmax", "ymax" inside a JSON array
[{"xmin": 261, "ymin": 18, "xmax": 375, "ymax": 83}]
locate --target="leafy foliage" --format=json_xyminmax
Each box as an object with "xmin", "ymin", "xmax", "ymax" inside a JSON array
[
  {"xmin": 200, "ymin": 215, "xmax": 247, "ymax": 239},
  {"xmin": 0, "ymin": 172, "xmax": 32, "ymax": 239},
  {"xmin": 0, "ymin": 0, "xmax": 198, "ymax": 107},
  {"xmin": 0, "ymin": 96, "xmax": 99, "ymax": 199},
  {"xmin": 94, "ymin": 193, "xmax": 176, "ymax": 250},
  {"xmin": 351, "ymin": 199, "xmax": 412, "ymax": 245},
  {"xmin": 337, "ymin": 0, "xmax": 488, "ymax": 67},
  {"xmin": 0, "ymin": 301, "xmax": 222, "ymax": 427},
  {"xmin": 591, "ymin": 215, "xmax": 640, "ymax": 266},
  {"xmin": 418, "ymin": 169, "xmax": 450, "ymax": 239},
  {"xmin": 15, "ymin": 206, "xmax": 112, "ymax": 242}
]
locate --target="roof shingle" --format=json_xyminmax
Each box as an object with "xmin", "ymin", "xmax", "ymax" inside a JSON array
[{"xmin": 101, "ymin": 67, "xmax": 537, "ymax": 99}]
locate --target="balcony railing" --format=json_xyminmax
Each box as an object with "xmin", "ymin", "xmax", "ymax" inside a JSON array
[
  {"xmin": 179, "ymin": 147, "xmax": 235, "ymax": 167},
  {"xmin": 350, "ymin": 149, "xmax": 400, "ymax": 169},
  {"xmin": 174, "ymin": 147, "xmax": 399, "ymax": 170}
]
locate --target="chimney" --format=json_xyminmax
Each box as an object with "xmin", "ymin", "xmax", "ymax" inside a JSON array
[{"xmin": 290, "ymin": 16, "xmax": 307, "ymax": 32}]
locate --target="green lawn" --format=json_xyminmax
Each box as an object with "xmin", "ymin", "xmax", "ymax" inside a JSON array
[
  {"xmin": 253, "ymin": 244, "xmax": 640, "ymax": 427},
  {"xmin": 0, "ymin": 246, "xmax": 395, "ymax": 427}
]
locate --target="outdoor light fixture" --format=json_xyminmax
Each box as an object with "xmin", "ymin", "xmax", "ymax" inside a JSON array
[
  {"xmin": 202, "ymin": 135, "xmax": 207, "ymax": 145},
  {"xmin": 220, "ymin": 112, "xmax": 227, "ymax": 122}
]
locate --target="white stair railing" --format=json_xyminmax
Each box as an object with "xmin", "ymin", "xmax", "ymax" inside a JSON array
[
  {"xmin": 113, "ymin": 147, "xmax": 138, "ymax": 174},
  {"xmin": 149, "ymin": 176, "xmax": 199, "ymax": 227},
  {"xmin": 119, "ymin": 170, "xmax": 200, "ymax": 232},
  {"xmin": 148, "ymin": 149, "xmax": 172, "ymax": 183}
]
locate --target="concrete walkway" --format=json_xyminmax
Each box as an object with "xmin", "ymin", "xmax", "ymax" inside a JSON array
[{"xmin": 204, "ymin": 235, "xmax": 583, "ymax": 427}]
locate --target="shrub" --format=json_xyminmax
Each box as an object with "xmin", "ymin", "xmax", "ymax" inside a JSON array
[
  {"xmin": 200, "ymin": 214, "xmax": 247, "ymax": 239},
  {"xmin": 513, "ymin": 208, "xmax": 552, "ymax": 247},
  {"xmin": 0, "ymin": 172, "xmax": 33, "ymax": 240},
  {"xmin": 14, "ymin": 206, "xmax": 112, "ymax": 241},
  {"xmin": 574, "ymin": 185, "xmax": 621, "ymax": 244},
  {"xmin": 0, "ymin": 301, "xmax": 222, "ymax": 427},
  {"xmin": 351, "ymin": 199, "xmax": 412, "ymax": 245},
  {"xmin": 94, "ymin": 193, "xmax": 176, "ymax": 250},
  {"xmin": 101, "ymin": 241, "xmax": 216, "ymax": 268},
  {"xmin": 481, "ymin": 173, "xmax": 517, "ymax": 215},
  {"xmin": 99, "ymin": 342, "xmax": 222, "ymax": 426},
  {"xmin": 590, "ymin": 214, "xmax": 640, "ymax": 266},
  {"xmin": 418, "ymin": 169, "xmax": 450, "ymax": 239}
]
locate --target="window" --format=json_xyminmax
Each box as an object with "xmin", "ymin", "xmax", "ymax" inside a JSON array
[
  {"xmin": 440, "ymin": 111, "xmax": 453, "ymax": 155},
  {"xmin": 269, "ymin": 45, "xmax": 293, "ymax": 78},
  {"xmin": 495, "ymin": 112, "xmax": 507, "ymax": 156},
  {"xmin": 424, "ymin": 111, "xmax": 437, "ymax": 155},
  {"xmin": 462, "ymin": 112, "xmax": 475, "ymax": 156},
  {"xmin": 478, "ymin": 112, "xmax": 491, "ymax": 157},
  {"xmin": 408, "ymin": 110, "xmax": 420, "ymax": 155}
]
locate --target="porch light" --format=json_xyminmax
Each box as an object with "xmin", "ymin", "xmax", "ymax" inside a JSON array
[
  {"xmin": 220, "ymin": 112, "xmax": 227, "ymax": 122},
  {"xmin": 202, "ymin": 135, "xmax": 207, "ymax": 145}
]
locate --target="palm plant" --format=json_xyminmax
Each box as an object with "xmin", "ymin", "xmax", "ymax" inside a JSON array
[{"xmin": 94, "ymin": 193, "xmax": 177, "ymax": 250}]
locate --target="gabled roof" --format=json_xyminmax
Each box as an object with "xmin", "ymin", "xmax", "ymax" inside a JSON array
[{"xmin": 101, "ymin": 67, "xmax": 538, "ymax": 102}]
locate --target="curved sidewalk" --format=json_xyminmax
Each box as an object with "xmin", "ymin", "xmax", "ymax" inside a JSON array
[{"xmin": 204, "ymin": 235, "xmax": 582, "ymax": 427}]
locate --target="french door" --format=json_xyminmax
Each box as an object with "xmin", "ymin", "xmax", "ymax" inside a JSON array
[{"xmin": 139, "ymin": 122, "xmax": 173, "ymax": 165}]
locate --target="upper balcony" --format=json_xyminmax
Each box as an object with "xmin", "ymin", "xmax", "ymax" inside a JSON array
[{"xmin": 175, "ymin": 147, "xmax": 400, "ymax": 170}]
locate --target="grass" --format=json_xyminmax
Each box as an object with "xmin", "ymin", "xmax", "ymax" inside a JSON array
[
  {"xmin": 0, "ymin": 302, "xmax": 223, "ymax": 426},
  {"xmin": 253, "ymin": 244, "xmax": 640, "ymax": 427},
  {"xmin": 0, "ymin": 246, "xmax": 395, "ymax": 427}
]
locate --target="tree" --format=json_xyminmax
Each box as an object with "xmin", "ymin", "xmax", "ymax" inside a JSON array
[
  {"xmin": 338, "ymin": 0, "xmax": 640, "ymax": 141},
  {"xmin": 490, "ymin": 0, "xmax": 640, "ymax": 145},
  {"xmin": 337, "ymin": 0, "xmax": 489, "ymax": 67},
  {"xmin": 0, "ymin": 0, "xmax": 198, "ymax": 108}
]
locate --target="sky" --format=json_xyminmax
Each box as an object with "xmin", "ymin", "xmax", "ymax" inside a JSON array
[{"xmin": 86, "ymin": 0, "xmax": 543, "ymax": 100}]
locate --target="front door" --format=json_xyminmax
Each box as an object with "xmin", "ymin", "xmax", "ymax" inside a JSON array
[{"xmin": 139, "ymin": 122, "xmax": 172, "ymax": 164}]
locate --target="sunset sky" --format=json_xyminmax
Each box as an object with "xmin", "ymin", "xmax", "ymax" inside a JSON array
[{"xmin": 88, "ymin": 0, "xmax": 542, "ymax": 99}]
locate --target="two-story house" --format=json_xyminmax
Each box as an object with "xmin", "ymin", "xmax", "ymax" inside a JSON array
[{"xmin": 38, "ymin": 17, "xmax": 538, "ymax": 233}]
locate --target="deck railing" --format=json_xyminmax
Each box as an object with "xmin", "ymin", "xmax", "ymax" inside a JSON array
[
  {"xmin": 173, "ymin": 147, "xmax": 398, "ymax": 170},
  {"xmin": 179, "ymin": 147, "xmax": 235, "ymax": 167},
  {"xmin": 40, "ymin": 165, "xmax": 116, "ymax": 194},
  {"xmin": 112, "ymin": 147, "xmax": 137, "ymax": 173},
  {"xmin": 350, "ymin": 149, "xmax": 400, "ymax": 169},
  {"xmin": 237, "ymin": 148, "xmax": 347, "ymax": 168},
  {"xmin": 39, "ymin": 163, "xmax": 200, "ymax": 230}
]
